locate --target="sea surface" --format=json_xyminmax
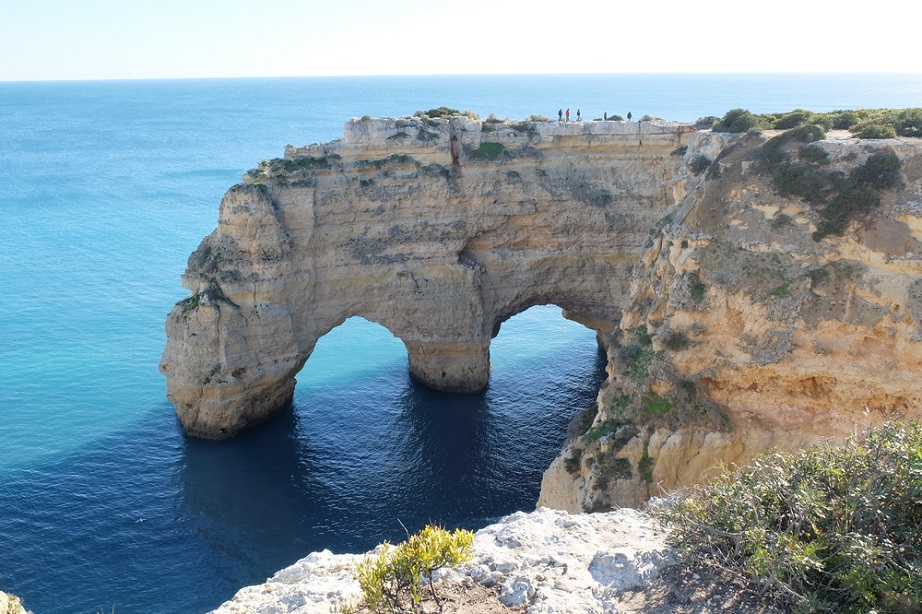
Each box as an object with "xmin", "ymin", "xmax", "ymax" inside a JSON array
[{"xmin": 1, "ymin": 73, "xmax": 920, "ymax": 614}]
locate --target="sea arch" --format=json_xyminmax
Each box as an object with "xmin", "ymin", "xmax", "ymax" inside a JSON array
[{"xmin": 160, "ymin": 116, "xmax": 694, "ymax": 439}]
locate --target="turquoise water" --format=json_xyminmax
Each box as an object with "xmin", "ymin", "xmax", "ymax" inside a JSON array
[{"xmin": 1, "ymin": 74, "xmax": 920, "ymax": 613}]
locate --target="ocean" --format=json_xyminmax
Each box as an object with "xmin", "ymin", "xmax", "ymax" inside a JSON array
[{"xmin": 1, "ymin": 73, "xmax": 920, "ymax": 613}]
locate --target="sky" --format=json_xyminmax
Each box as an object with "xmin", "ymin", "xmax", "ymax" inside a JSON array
[{"xmin": 3, "ymin": 0, "xmax": 921, "ymax": 81}]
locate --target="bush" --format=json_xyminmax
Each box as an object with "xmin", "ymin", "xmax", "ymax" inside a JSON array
[
  {"xmin": 468, "ymin": 141, "xmax": 505, "ymax": 161},
  {"xmin": 695, "ymin": 116, "xmax": 720, "ymax": 129},
  {"xmin": 714, "ymin": 108, "xmax": 761, "ymax": 133},
  {"xmin": 756, "ymin": 125, "xmax": 901, "ymax": 240},
  {"xmin": 851, "ymin": 150, "xmax": 903, "ymax": 190},
  {"xmin": 687, "ymin": 154, "xmax": 712, "ymax": 176},
  {"xmin": 856, "ymin": 124, "xmax": 897, "ymax": 139},
  {"xmin": 774, "ymin": 109, "xmax": 815, "ymax": 130},
  {"xmin": 896, "ymin": 108, "xmax": 922, "ymax": 136},
  {"xmin": 418, "ymin": 107, "xmax": 460, "ymax": 118},
  {"xmin": 798, "ymin": 143, "xmax": 829, "ymax": 165},
  {"xmin": 657, "ymin": 422, "xmax": 922, "ymax": 613},
  {"xmin": 355, "ymin": 525, "xmax": 475, "ymax": 613},
  {"xmin": 830, "ymin": 110, "xmax": 860, "ymax": 129}
]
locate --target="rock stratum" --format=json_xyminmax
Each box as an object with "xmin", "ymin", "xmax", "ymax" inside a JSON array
[{"xmin": 161, "ymin": 115, "xmax": 922, "ymax": 513}]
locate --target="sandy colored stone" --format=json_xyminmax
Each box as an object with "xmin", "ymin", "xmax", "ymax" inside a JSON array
[
  {"xmin": 161, "ymin": 117, "xmax": 694, "ymax": 439},
  {"xmin": 540, "ymin": 130, "xmax": 922, "ymax": 512}
]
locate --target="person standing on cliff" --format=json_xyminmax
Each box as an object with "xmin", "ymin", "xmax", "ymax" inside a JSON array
[
  {"xmin": 566, "ymin": 108, "xmax": 570, "ymax": 122},
  {"xmin": 627, "ymin": 111, "xmax": 632, "ymax": 121},
  {"xmin": 558, "ymin": 109, "xmax": 563, "ymax": 121},
  {"xmin": 576, "ymin": 109, "xmax": 581, "ymax": 121}
]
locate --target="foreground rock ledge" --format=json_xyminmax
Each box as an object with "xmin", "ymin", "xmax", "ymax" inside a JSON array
[{"xmin": 209, "ymin": 507, "xmax": 675, "ymax": 614}]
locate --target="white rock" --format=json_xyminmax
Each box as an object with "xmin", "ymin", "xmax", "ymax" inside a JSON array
[{"xmin": 210, "ymin": 506, "xmax": 675, "ymax": 613}]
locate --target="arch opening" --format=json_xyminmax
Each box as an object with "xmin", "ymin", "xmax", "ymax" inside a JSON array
[{"xmin": 294, "ymin": 316, "xmax": 408, "ymax": 391}]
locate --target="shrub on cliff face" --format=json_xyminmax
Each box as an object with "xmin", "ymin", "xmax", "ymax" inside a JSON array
[
  {"xmin": 467, "ymin": 141, "xmax": 506, "ymax": 161},
  {"xmin": 658, "ymin": 421, "xmax": 922, "ymax": 613},
  {"xmin": 755, "ymin": 126, "xmax": 903, "ymax": 239},
  {"xmin": 355, "ymin": 525, "xmax": 474, "ymax": 613}
]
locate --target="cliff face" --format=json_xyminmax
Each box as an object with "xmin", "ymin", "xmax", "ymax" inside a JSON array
[
  {"xmin": 539, "ymin": 130, "xmax": 922, "ymax": 511},
  {"xmin": 159, "ymin": 117, "xmax": 694, "ymax": 438}
]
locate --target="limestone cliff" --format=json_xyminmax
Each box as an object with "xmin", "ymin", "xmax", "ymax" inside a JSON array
[
  {"xmin": 160, "ymin": 116, "xmax": 694, "ymax": 438},
  {"xmin": 160, "ymin": 114, "xmax": 922, "ymax": 515},
  {"xmin": 539, "ymin": 129, "xmax": 922, "ymax": 511}
]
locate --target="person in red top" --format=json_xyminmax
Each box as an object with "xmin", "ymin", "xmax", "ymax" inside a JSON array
[{"xmin": 565, "ymin": 108, "xmax": 570, "ymax": 122}]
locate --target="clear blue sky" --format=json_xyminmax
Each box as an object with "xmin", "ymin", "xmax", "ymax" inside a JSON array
[{"xmin": 3, "ymin": 0, "xmax": 921, "ymax": 81}]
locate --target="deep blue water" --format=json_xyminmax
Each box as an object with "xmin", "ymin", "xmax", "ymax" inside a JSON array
[{"xmin": 1, "ymin": 73, "xmax": 920, "ymax": 614}]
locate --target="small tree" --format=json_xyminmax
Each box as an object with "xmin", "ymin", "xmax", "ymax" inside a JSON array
[{"xmin": 356, "ymin": 525, "xmax": 475, "ymax": 613}]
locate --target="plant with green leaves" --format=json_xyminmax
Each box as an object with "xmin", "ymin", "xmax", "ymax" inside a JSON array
[
  {"xmin": 355, "ymin": 525, "xmax": 475, "ymax": 613},
  {"xmin": 657, "ymin": 421, "xmax": 922, "ymax": 613}
]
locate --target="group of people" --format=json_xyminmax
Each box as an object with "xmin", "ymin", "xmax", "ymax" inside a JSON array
[
  {"xmin": 557, "ymin": 109, "xmax": 633, "ymax": 122},
  {"xmin": 558, "ymin": 108, "xmax": 579, "ymax": 122}
]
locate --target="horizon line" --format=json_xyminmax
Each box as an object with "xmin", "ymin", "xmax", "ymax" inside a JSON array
[{"xmin": 3, "ymin": 70, "xmax": 922, "ymax": 85}]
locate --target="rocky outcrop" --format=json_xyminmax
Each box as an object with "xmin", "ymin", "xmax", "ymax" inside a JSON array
[
  {"xmin": 161, "ymin": 114, "xmax": 922, "ymax": 516},
  {"xmin": 209, "ymin": 506, "xmax": 676, "ymax": 614},
  {"xmin": 539, "ymin": 130, "xmax": 922, "ymax": 512},
  {"xmin": 160, "ymin": 117, "xmax": 694, "ymax": 439},
  {"xmin": 0, "ymin": 592, "xmax": 29, "ymax": 614}
]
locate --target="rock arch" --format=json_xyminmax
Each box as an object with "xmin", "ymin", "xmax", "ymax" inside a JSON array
[{"xmin": 160, "ymin": 116, "xmax": 695, "ymax": 439}]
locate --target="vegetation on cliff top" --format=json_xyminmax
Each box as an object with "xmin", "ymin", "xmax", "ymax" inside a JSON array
[
  {"xmin": 710, "ymin": 107, "xmax": 922, "ymax": 138},
  {"xmin": 352, "ymin": 525, "xmax": 474, "ymax": 613},
  {"xmin": 658, "ymin": 421, "xmax": 922, "ymax": 613}
]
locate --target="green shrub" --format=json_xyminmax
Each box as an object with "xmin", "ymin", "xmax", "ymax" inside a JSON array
[
  {"xmin": 774, "ymin": 109, "xmax": 815, "ymax": 130},
  {"xmin": 355, "ymin": 525, "xmax": 474, "ymax": 613},
  {"xmin": 856, "ymin": 124, "xmax": 897, "ymax": 139},
  {"xmin": 687, "ymin": 154, "xmax": 712, "ymax": 176},
  {"xmin": 657, "ymin": 421, "xmax": 922, "ymax": 613},
  {"xmin": 769, "ymin": 212, "xmax": 793, "ymax": 229},
  {"xmin": 896, "ymin": 108, "xmax": 922, "ymax": 136},
  {"xmin": 662, "ymin": 330, "xmax": 690, "ymax": 351},
  {"xmin": 830, "ymin": 110, "xmax": 860, "ymax": 129},
  {"xmin": 468, "ymin": 142, "xmax": 505, "ymax": 160},
  {"xmin": 618, "ymin": 344, "xmax": 657, "ymax": 379},
  {"xmin": 771, "ymin": 161, "xmax": 830, "ymax": 204},
  {"xmin": 418, "ymin": 107, "xmax": 460, "ymax": 118},
  {"xmin": 798, "ymin": 143, "xmax": 829, "ymax": 165},
  {"xmin": 756, "ymin": 126, "xmax": 902, "ymax": 240},
  {"xmin": 641, "ymin": 393, "xmax": 672, "ymax": 415},
  {"xmin": 851, "ymin": 150, "xmax": 903, "ymax": 190},
  {"xmin": 695, "ymin": 116, "xmax": 719, "ymax": 129},
  {"xmin": 714, "ymin": 108, "xmax": 761, "ymax": 133}
]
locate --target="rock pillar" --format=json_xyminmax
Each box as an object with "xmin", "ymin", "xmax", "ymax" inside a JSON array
[{"xmin": 406, "ymin": 340, "xmax": 490, "ymax": 393}]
